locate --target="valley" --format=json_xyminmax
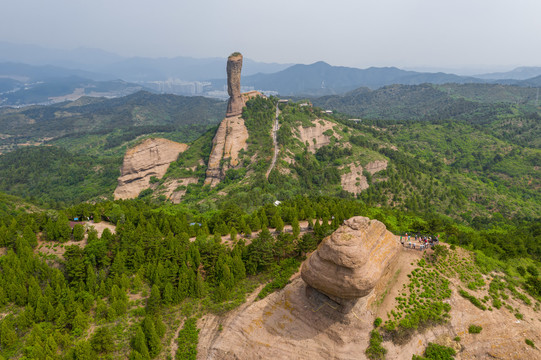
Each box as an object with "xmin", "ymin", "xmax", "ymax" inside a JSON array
[{"xmin": 0, "ymin": 51, "xmax": 540, "ymax": 360}]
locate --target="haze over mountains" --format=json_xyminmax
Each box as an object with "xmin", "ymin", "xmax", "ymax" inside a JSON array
[{"xmin": 1, "ymin": 42, "xmax": 541, "ymax": 106}]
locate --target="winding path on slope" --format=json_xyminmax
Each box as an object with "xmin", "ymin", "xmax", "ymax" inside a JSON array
[{"xmin": 266, "ymin": 101, "xmax": 281, "ymax": 179}]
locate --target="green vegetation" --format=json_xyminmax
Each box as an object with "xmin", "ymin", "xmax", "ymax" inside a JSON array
[
  {"xmin": 383, "ymin": 259, "xmax": 451, "ymax": 342},
  {"xmin": 175, "ymin": 317, "xmax": 199, "ymax": 360},
  {"xmin": 412, "ymin": 342, "xmax": 456, "ymax": 360},
  {"xmin": 365, "ymin": 330, "xmax": 387, "ymax": 360},
  {"xmin": 0, "ymin": 146, "xmax": 120, "ymax": 207},
  {"xmin": 0, "ymin": 84, "xmax": 540, "ymax": 358},
  {"xmin": 525, "ymin": 339, "xmax": 535, "ymax": 348},
  {"xmin": 458, "ymin": 289, "xmax": 487, "ymax": 310},
  {"xmin": 257, "ymin": 258, "xmax": 301, "ymax": 299},
  {"xmin": 468, "ymin": 324, "xmax": 483, "ymax": 334}
]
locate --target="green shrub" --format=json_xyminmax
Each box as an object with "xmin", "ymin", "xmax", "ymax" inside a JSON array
[
  {"xmin": 459, "ymin": 289, "xmax": 486, "ymax": 310},
  {"xmin": 468, "ymin": 324, "xmax": 482, "ymax": 334},
  {"xmin": 525, "ymin": 339, "xmax": 535, "ymax": 348},
  {"xmin": 365, "ymin": 330, "xmax": 387, "ymax": 360},
  {"xmin": 374, "ymin": 317, "xmax": 383, "ymax": 327}
]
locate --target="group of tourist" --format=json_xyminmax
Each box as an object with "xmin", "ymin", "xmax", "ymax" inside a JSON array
[{"xmin": 400, "ymin": 232, "xmax": 439, "ymax": 251}]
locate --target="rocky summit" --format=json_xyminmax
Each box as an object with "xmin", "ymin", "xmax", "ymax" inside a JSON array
[{"xmin": 301, "ymin": 216, "xmax": 401, "ymax": 301}]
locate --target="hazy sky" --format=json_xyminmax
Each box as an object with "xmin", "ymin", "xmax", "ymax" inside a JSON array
[{"xmin": 2, "ymin": 0, "xmax": 540, "ymax": 71}]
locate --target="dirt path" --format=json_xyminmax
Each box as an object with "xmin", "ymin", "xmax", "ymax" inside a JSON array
[{"xmin": 266, "ymin": 102, "xmax": 281, "ymax": 179}]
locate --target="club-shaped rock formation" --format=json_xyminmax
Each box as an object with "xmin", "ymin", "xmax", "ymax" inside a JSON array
[
  {"xmin": 225, "ymin": 52, "xmax": 244, "ymax": 117},
  {"xmin": 301, "ymin": 216, "xmax": 401, "ymax": 302},
  {"xmin": 204, "ymin": 52, "xmax": 251, "ymax": 187}
]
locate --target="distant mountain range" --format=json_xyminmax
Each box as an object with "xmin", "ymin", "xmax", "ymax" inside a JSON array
[
  {"xmin": 233, "ymin": 61, "xmax": 481, "ymax": 95},
  {"xmin": 475, "ymin": 66, "xmax": 541, "ymax": 80},
  {"xmin": 1, "ymin": 41, "xmax": 541, "ymax": 104},
  {"xmin": 0, "ymin": 42, "xmax": 291, "ymax": 81}
]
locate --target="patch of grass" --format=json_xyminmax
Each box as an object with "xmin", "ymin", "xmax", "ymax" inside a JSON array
[{"xmin": 525, "ymin": 339, "xmax": 535, "ymax": 348}]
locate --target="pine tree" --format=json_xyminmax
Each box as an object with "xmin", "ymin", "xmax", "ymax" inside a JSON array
[
  {"xmin": 231, "ymin": 254, "xmax": 246, "ymax": 282},
  {"xmin": 194, "ymin": 270, "xmax": 205, "ymax": 298},
  {"xmin": 146, "ymin": 285, "xmax": 161, "ymax": 314},
  {"xmin": 273, "ymin": 212, "xmax": 284, "ymax": 232},
  {"xmin": 132, "ymin": 327, "xmax": 150, "ymax": 359},
  {"xmin": 292, "ymin": 216, "xmax": 300, "ymax": 238},
  {"xmin": 214, "ymin": 282, "xmax": 228, "ymax": 302},
  {"xmin": 86, "ymin": 265, "xmax": 97, "ymax": 294},
  {"xmin": 73, "ymin": 223, "xmax": 85, "ymax": 241},
  {"xmin": 163, "ymin": 282, "xmax": 174, "ymax": 305},
  {"xmin": 55, "ymin": 303, "xmax": 67, "ymax": 331},
  {"xmin": 0, "ymin": 320, "xmax": 17, "ymax": 349},
  {"xmin": 91, "ymin": 326, "xmax": 114, "ymax": 354},
  {"xmin": 230, "ymin": 227, "xmax": 237, "ymax": 242},
  {"xmin": 142, "ymin": 317, "xmax": 161, "ymax": 357},
  {"xmin": 23, "ymin": 225, "xmax": 38, "ymax": 248}
]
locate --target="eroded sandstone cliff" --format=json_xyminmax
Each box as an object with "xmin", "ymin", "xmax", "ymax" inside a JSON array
[{"xmin": 113, "ymin": 138, "xmax": 187, "ymax": 200}]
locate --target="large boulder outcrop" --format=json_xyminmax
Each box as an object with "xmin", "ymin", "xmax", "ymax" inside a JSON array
[
  {"xmin": 114, "ymin": 138, "xmax": 187, "ymax": 200},
  {"xmin": 301, "ymin": 216, "xmax": 400, "ymax": 300}
]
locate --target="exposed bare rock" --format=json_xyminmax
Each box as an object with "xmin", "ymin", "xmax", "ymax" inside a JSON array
[
  {"xmin": 162, "ymin": 177, "xmax": 199, "ymax": 203},
  {"xmin": 226, "ymin": 53, "xmax": 245, "ymax": 117},
  {"xmin": 204, "ymin": 115, "xmax": 249, "ymax": 187},
  {"xmin": 296, "ymin": 119, "xmax": 339, "ymax": 153},
  {"xmin": 113, "ymin": 138, "xmax": 187, "ymax": 200},
  {"xmin": 364, "ymin": 160, "xmax": 388, "ymax": 174},
  {"xmin": 341, "ymin": 164, "xmax": 369, "ymax": 195},
  {"xmin": 341, "ymin": 160, "xmax": 388, "ymax": 195},
  {"xmin": 301, "ymin": 216, "xmax": 401, "ymax": 300},
  {"xmin": 204, "ymin": 53, "xmax": 261, "ymax": 187},
  {"xmin": 199, "ymin": 276, "xmax": 374, "ymax": 360}
]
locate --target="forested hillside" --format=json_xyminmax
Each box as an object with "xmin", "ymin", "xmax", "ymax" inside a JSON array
[
  {"xmin": 0, "ymin": 91, "xmax": 226, "ymax": 154},
  {"xmin": 0, "ymin": 88, "xmax": 540, "ymax": 359}
]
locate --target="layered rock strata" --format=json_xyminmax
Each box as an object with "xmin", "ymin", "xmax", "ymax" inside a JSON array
[
  {"xmin": 301, "ymin": 216, "xmax": 400, "ymax": 301},
  {"xmin": 113, "ymin": 138, "xmax": 187, "ymax": 200}
]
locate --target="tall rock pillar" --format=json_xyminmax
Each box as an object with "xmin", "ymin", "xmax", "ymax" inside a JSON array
[
  {"xmin": 226, "ymin": 52, "xmax": 244, "ymax": 117},
  {"xmin": 204, "ymin": 52, "xmax": 250, "ymax": 187}
]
